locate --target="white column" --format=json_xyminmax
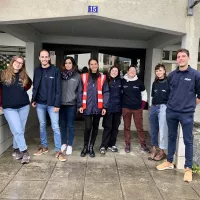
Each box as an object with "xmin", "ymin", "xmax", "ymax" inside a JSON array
[
  {"xmin": 25, "ymin": 42, "xmax": 42, "ymax": 98},
  {"xmin": 175, "ymin": 18, "xmax": 200, "ymax": 169},
  {"xmin": 144, "ymin": 48, "xmax": 162, "ymax": 105}
]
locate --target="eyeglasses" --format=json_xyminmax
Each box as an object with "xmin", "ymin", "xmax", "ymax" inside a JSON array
[
  {"xmin": 40, "ymin": 56, "xmax": 49, "ymax": 59},
  {"xmin": 14, "ymin": 60, "xmax": 23, "ymax": 65}
]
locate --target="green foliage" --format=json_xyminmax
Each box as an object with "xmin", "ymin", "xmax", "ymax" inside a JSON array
[{"xmin": 192, "ymin": 164, "xmax": 200, "ymax": 174}]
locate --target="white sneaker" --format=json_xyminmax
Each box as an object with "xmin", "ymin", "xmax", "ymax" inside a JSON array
[
  {"xmin": 66, "ymin": 146, "xmax": 72, "ymax": 155},
  {"xmin": 61, "ymin": 144, "xmax": 67, "ymax": 153}
]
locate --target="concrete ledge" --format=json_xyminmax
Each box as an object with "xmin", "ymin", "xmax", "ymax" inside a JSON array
[{"xmin": 0, "ymin": 114, "xmax": 13, "ymax": 156}]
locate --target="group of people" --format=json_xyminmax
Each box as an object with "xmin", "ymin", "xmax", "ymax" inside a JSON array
[{"xmin": 0, "ymin": 48, "xmax": 199, "ymax": 183}]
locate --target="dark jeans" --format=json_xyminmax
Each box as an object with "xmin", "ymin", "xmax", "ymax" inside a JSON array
[
  {"xmin": 122, "ymin": 108, "xmax": 146, "ymax": 145},
  {"xmin": 84, "ymin": 114, "xmax": 101, "ymax": 147},
  {"xmin": 166, "ymin": 109, "xmax": 194, "ymax": 169},
  {"xmin": 101, "ymin": 112, "xmax": 121, "ymax": 148},
  {"xmin": 60, "ymin": 105, "xmax": 76, "ymax": 146}
]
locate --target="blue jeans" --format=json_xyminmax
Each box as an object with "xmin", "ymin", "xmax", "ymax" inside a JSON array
[
  {"xmin": 36, "ymin": 104, "xmax": 61, "ymax": 152},
  {"xmin": 60, "ymin": 105, "xmax": 76, "ymax": 146},
  {"xmin": 149, "ymin": 104, "xmax": 168, "ymax": 150},
  {"xmin": 3, "ymin": 105, "xmax": 30, "ymax": 152},
  {"xmin": 166, "ymin": 109, "xmax": 194, "ymax": 169}
]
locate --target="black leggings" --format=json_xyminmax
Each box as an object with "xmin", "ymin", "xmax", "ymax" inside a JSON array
[{"xmin": 84, "ymin": 115, "xmax": 101, "ymax": 147}]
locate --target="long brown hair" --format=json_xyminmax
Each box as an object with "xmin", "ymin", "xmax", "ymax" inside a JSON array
[
  {"xmin": 1, "ymin": 56, "xmax": 29, "ymax": 87},
  {"xmin": 154, "ymin": 63, "xmax": 167, "ymax": 82},
  {"xmin": 61, "ymin": 56, "xmax": 77, "ymax": 72}
]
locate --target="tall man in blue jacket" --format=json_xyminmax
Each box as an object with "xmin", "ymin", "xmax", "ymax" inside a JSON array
[
  {"xmin": 32, "ymin": 49, "xmax": 66, "ymax": 162},
  {"xmin": 157, "ymin": 48, "xmax": 200, "ymax": 182}
]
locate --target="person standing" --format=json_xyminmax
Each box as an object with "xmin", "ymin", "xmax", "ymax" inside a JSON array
[
  {"xmin": 78, "ymin": 58, "xmax": 109, "ymax": 158},
  {"xmin": 156, "ymin": 48, "xmax": 200, "ymax": 182},
  {"xmin": 122, "ymin": 65, "xmax": 150, "ymax": 153},
  {"xmin": 60, "ymin": 56, "xmax": 81, "ymax": 155},
  {"xmin": 32, "ymin": 49, "xmax": 66, "ymax": 162},
  {"xmin": 149, "ymin": 64, "xmax": 169, "ymax": 161},
  {"xmin": 99, "ymin": 66, "xmax": 122, "ymax": 154},
  {"xmin": 0, "ymin": 56, "xmax": 32, "ymax": 164}
]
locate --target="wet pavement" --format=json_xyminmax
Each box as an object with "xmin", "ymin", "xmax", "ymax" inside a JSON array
[{"xmin": 0, "ymin": 120, "xmax": 200, "ymax": 200}]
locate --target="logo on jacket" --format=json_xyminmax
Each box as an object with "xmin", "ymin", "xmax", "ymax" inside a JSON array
[
  {"xmin": 133, "ymin": 86, "xmax": 139, "ymax": 89},
  {"xmin": 162, "ymin": 90, "xmax": 166, "ymax": 92},
  {"xmin": 184, "ymin": 78, "xmax": 191, "ymax": 81},
  {"xmin": 49, "ymin": 76, "xmax": 54, "ymax": 79}
]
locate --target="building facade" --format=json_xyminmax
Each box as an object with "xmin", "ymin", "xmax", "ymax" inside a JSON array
[{"xmin": 0, "ymin": 0, "xmax": 200, "ymax": 168}]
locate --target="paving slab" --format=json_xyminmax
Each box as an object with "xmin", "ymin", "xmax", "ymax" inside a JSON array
[
  {"xmin": 50, "ymin": 167, "xmax": 85, "ymax": 183},
  {"xmin": 41, "ymin": 180, "xmax": 83, "ymax": 200},
  {"xmin": 85, "ymin": 167, "xmax": 119, "ymax": 183},
  {"xmin": 0, "ymin": 181, "xmax": 46, "ymax": 199},
  {"xmin": 84, "ymin": 182, "xmax": 123, "ymax": 200}
]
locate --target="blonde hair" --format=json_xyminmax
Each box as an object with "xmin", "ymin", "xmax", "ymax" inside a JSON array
[{"xmin": 1, "ymin": 56, "xmax": 29, "ymax": 87}]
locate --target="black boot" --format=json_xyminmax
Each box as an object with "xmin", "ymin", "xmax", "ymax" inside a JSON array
[
  {"xmin": 80, "ymin": 146, "xmax": 88, "ymax": 157},
  {"xmin": 89, "ymin": 145, "xmax": 95, "ymax": 158}
]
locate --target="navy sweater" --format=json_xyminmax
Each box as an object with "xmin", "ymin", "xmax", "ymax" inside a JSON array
[
  {"xmin": 32, "ymin": 65, "xmax": 61, "ymax": 107},
  {"xmin": 151, "ymin": 79, "xmax": 170, "ymax": 105},
  {"xmin": 107, "ymin": 77, "xmax": 122, "ymax": 113},
  {"xmin": 122, "ymin": 76, "xmax": 146, "ymax": 110},
  {"xmin": 1, "ymin": 73, "xmax": 31, "ymax": 109},
  {"xmin": 167, "ymin": 66, "xmax": 200, "ymax": 113}
]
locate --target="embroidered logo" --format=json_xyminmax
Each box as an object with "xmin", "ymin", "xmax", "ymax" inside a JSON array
[
  {"xmin": 162, "ymin": 90, "xmax": 166, "ymax": 92},
  {"xmin": 123, "ymin": 86, "xmax": 128, "ymax": 88},
  {"xmin": 133, "ymin": 86, "xmax": 139, "ymax": 89},
  {"xmin": 184, "ymin": 78, "xmax": 191, "ymax": 81},
  {"xmin": 49, "ymin": 76, "xmax": 54, "ymax": 79}
]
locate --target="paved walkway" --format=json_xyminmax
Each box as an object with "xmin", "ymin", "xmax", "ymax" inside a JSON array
[{"xmin": 0, "ymin": 121, "xmax": 200, "ymax": 200}]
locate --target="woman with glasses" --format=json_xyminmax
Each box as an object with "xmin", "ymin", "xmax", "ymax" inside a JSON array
[{"xmin": 0, "ymin": 56, "xmax": 32, "ymax": 164}]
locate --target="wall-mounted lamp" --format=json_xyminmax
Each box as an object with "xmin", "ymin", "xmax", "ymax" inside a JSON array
[{"xmin": 188, "ymin": 0, "xmax": 200, "ymax": 16}]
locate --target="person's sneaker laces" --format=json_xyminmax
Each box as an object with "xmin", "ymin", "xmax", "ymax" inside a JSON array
[
  {"xmin": 141, "ymin": 144, "xmax": 151, "ymax": 153},
  {"xmin": 15, "ymin": 150, "xmax": 23, "ymax": 160},
  {"xmin": 111, "ymin": 146, "xmax": 118, "ymax": 152},
  {"xmin": 33, "ymin": 146, "xmax": 48, "ymax": 156},
  {"xmin": 61, "ymin": 144, "xmax": 67, "ymax": 153},
  {"xmin": 125, "ymin": 143, "xmax": 130, "ymax": 153},
  {"xmin": 55, "ymin": 151, "xmax": 67, "ymax": 162},
  {"xmin": 156, "ymin": 160, "xmax": 174, "ymax": 170},
  {"xmin": 21, "ymin": 152, "xmax": 30, "ymax": 164},
  {"xmin": 12, "ymin": 149, "xmax": 20, "ymax": 157},
  {"xmin": 99, "ymin": 147, "xmax": 106, "ymax": 154},
  {"xmin": 66, "ymin": 146, "xmax": 72, "ymax": 155}
]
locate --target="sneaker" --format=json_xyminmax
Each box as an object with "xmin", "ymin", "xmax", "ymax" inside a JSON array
[
  {"xmin": 61, "ymin": 144, "xmax": 67, "ymax": 153},
  {"xmin": 156, "ymin": 160, "xmax": 174, "ymax": 170},
  {"xmin": 125, "ymin": 143, "xmax": 130, "ymax": 153},
  {"xmin": 21, "ymin": 152, "xmax": 30, "ymax": 164},
  {"xmin": 33, "ymin": 146, "xmax": 48, "ymax": 156},
  {"xmin": 108, "ymin": 146, "xmax": 118, "ymax": 152},
  {"xmin": 99, "ymin": 147, "xmax": 106, "ymax": 154},
  {"xmin": 55, "ymin": 151, "xmax": 67, "ymax": 162},
  {"xmin": 15, "ymin": 150, "xmax": 23, "ymax": 160},
  {"xmin": 184, "ymin": 167, "xmax": 192, "ymax": 182},
  {"xmin": 141, "ymin": 144, "xmax": 151, "ymax": 153},
  {"xmin": 12, "ymin": 149, "xmax": 20, "ymax": 157},
  {"xmin": 66, "ymin": 146, "xmax": 72, "ymax": 155}
]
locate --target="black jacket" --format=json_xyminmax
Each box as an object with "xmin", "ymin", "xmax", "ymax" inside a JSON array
[
  {"xmin": 32, "ymin": 65, "xmax": 61, "ymax": 107},
  {"xmin": 107, "ymin": 77, "xmax": 122, "ymax": 113}
]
